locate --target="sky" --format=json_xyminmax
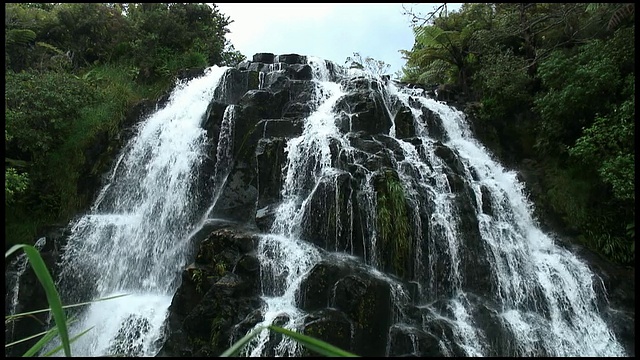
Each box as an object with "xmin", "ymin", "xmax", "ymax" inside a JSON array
[{"xmin": 215, "ymin": 3, "xmax": 461, "ymax": 77}]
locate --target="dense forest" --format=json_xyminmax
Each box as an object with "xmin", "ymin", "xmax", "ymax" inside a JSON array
[
  {"xmin": 5, "ymin": 3, "xmax": 245, "ymax": 251},
  {"xmin": 5, "ymin": 3, "xmax": 634, "ymax": 266}
]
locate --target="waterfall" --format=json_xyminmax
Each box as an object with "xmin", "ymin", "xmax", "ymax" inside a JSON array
[
  {"xmin": 5, "ymin": 237, "xmax": 47, "ymax": 344},
  {"xmin": 236, "ymin": 57, "xmax": 625, "ymax": 357},
  {"xmin": 387, "ymin": 87, "xmax": 625, "ymax": 356},
  {"xmin": 42, "ymin": 66, "xmax": 230, "ymax": 357},
  {"xmin": 13, "ymin": 53, "xmax": 626, "ymax": 357}
]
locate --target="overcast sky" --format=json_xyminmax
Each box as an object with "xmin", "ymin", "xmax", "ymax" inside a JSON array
[{"xmin": 215, "ymin": 3, "xmax": 461, "ymax": 77}]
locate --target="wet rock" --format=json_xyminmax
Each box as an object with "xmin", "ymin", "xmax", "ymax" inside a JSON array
[
  {"xmin": 256, "ymin": 138, "xmax": 287, "ymax": 209},
  {"xmin": 298, "ymin": 260, "xmax": 392, "ymax": 357},
  {"xmin": 394, "ymin": 105, "xmax": 416, "ymax": 139},
  {"xmin": 387, "ymin": 325, "xmax": 444, "ymax": 357},
  {"xmin": 253, "ymin": 53, "xmax": 275, "ymax": 63},
  {"xmin": 208, "ymin": 165, "xmax": 258, "ymax": 225},
  {"xmin": 299, "ymin": 172, "xmax": 365, "ymax": 257},
  {"xmin": 275, "ymin": 53, "xmax": 307, "ymax": 64},
  {"xmin": 302, "ymin": 309, "xmax": 353, "ymax": 356},
  {"xmin": 334, "ymin": 91, "xmax": 393, "ymax": 135},
  {"xmin": 160, "ymin": 227, "xmax": 264, "ymax": 357}
]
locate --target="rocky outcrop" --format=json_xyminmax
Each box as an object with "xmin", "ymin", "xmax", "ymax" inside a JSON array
[
  {"xmin": 157, "ymin": 53, "xmax": 634, "ymax": 357},
  {"xmin": 9, "ymin": 51, "xmax": 632, "ymax": 358},
  {"xmin": 158, "ymin": 226, "xmax": 263, "ymax": 357}
]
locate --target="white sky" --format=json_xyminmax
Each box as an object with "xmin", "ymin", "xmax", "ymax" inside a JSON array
[{"xmin": 215, "ymin": 3, "xmax": 461, "ymax": 76}]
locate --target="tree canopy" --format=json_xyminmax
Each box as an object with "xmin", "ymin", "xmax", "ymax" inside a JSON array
[{"xmin": 5, "ymin": 2, "xmax": 246, "ymax": 249}]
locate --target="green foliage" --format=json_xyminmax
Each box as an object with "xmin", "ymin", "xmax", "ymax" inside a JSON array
[
  {"xmin": 220, "ymin": 41, "xmax": 247, "ymax": 67},
  {"xmin": 568, "ymin": 75, "xmax": 634, "ymax": 202},
  {"xmin": 375, "ymin": 170, "xmax": 412, "ymax": 278},
  {"xmin": 534, "ymin": 26, "xmax": 634, "ymax": 155},
  {"xmin": 5, "ymin": 167, "xmax": 29, "ymax": 205},
  {"xmin": 126, "ymin": 3, "xmax": 231, "ymax": 80},
  {"xmin": 472, "ymin": 49, "xmax": 532, "ymax": 112},
  {"xmin": 400, "ymin": 3, "xmax": 493, "ymax": 89},
  {"xmin": 5, "ymin": 70, "xmax": 96, "ymax": 161}
]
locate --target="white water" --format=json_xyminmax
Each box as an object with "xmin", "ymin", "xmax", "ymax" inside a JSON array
[
  {"xmin": 243, "ymin": 56, "xmax": 347, "ymax": 356},
  {"xmin": 236, "ymin": 57, "xmax": 625, "ymax": 357},
  {"xmin": 45, "ymin": 66, "xmax": 230, "ymax": 356},
  {"xmin": 26, "ymin": 54, "xmax": 625, "ymax": 357},
  {"xmin": 6, "ymin": 237, "xmax": 47, "ymax": 343},
  {"xmin": 387, "ymin": 84, "xmax": 625, "ymax": 356}
]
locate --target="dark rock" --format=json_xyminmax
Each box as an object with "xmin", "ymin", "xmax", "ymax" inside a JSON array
[
  {"xmin": 394, "ymin": 105, "xmax": 416, "ymax": 139},
  {"xmin": 298, "ymin": 260, "xmax": 393, "ymax": 357},
  {"xmin": 248, "ymin": 61, "xmax": 268, "ymax": 73},
  {"xmin": 284, "ymin": 64, "xmax": 313, "ymax": 81},
  {"xmin": 256, "ymin": 138, "xmax": 287, "ymax": 209},
  {"xmin": 275, "ymin": 53, "xmax": 307, "ymax": 64},
  {"xmin": 160, "ymin": 227, "xmax": 264, "ymax": 357},
  {"xmin": 480, "ymin": 185, "xmax": 493, "ymax": 216},
  {"xmin": 258, "ymin": 119, "xmax": 303, "ymax": 139},
  {"xmin": 302, "ymin": 309, "xmax": 353, "ymax": 356},
  {"xmin": 421, "ymin": 107, "xmax": 448, "ymax": 141},
  {"xmin": 214, "ymin": 69, "xmax": 260, "ymax": 105},
  {"xmin": 208, "ymin": 165, "xmax": 258, "ymax": 225},
  {"xmin": 334, "ymin": 91, "xmax": 393, "ymax": 135},
  {"xmin": 253, "ymin": 53, "xmax": 276, "ymax": 63},
  {"xmin": 299, "ymin": 172, "xmax": 365, "ymax": 257},
  {"xmin": 387, "ymin": 325, "xmax": 445, "ymax": 357},
  {"xmin": 237, "ymin": 60, "xmax": 251, "ymax": 70}
]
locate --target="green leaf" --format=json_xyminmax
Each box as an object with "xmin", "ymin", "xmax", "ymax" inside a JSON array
[
  {"xmin": 41, "ymin": 326, "xmax": 94, "ymax": 357},
  {"xmin": 5, "ymin": 293, "xmax": 129, "ymax": 321},
  {"xmin": 267, "ymin": 325, "xmax": 359, "ymax": 357},
  {"xmin": 21, "ymin": 327, "xmax": 59, "ymax": 357},
  {"xmin": 5, "ymin": 245, "xmax": 72, "ymax": 357},
  {"xmin": 219, "ymin": 326, "xmax": 266, "ymax": 357}
]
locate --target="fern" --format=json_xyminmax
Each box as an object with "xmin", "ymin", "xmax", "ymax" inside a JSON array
[
  {"xmin": 36, "ymin": 41, "xmax": 65, "ymax": 55},
  {"xmin": 6, "ymin": 29, "xmax": 36, "ymax": 46}
]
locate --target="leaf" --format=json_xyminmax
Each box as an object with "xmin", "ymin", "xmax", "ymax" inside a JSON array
[
  {"xmin": 267, "ymin": 325, "xmax": 359, "ymax": 357},
  {"xmin": 5, "ymin": 293, "xmax": 129, "ymax": 321},
  {"xmin": 41, "ymin": 326, "xmax": 94, "ymax": 357},
  {"xmin": 6, "ymin": 29, "xmax": 36, "ymax": 46},
  {"xmin": 5, "ymin": 245, "xmax": 72, "ymax": 357},
  {"xmin": 219, "ymin": 326, "xmax": 266, "ymax": 357}
]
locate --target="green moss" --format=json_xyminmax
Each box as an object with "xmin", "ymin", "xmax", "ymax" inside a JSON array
[
  {"xmin": 374, "ymin": 169, "xmax": 412, "ymax": 278},
  {"xmin": 247, "ymin": 70, "xmax": 260, "ymax": 91},
  {"xmin": 190, "ymin": 268, "xmax": 204, "ymax": 294},
  {"xmin": 209, "ymin": 313, "xmax": 229, "ymax": 351},
  {"xmin": 214, "ymin": 262, "xmax": 226, "ymax": 276}
]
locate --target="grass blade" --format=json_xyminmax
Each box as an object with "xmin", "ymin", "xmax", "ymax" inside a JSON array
[
  {"xmin": 5, "ymin": 244, "xmax": 71, "ymax": 357},
  {"xmin": 6, "ymin": 293, "xmax": 129, "ymax": 321},
  {"xmin": 5, "ymin": 328, "xmax": 55, "ymax": 349},
  {"xmin": 41, "ymin": 326, "xmax": 94, "ymax": 357},
  {"xmin": 267, "ymin": 325, "xmax": 359, "ymax": 357},
  {"xmin": 22, "ymin": 327, "xmax": 59, "ymax": 357},
  {"xmin": 219, "ymin": 326, "xmax": 266, "ymax": 357}
]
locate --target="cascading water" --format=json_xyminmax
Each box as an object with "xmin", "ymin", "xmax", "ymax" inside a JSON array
[
  {"xmin": 13, "ymin": 52, "xmax": 627, "ymax": 358},
  {"xmin": 42, "ymin": 66, "xmax": 230, "ymax": 356},
  {"xmin": 387, "ymin": 88, "xmax": 625, "ymax": 356},
  {"xmin": 234, "ymin": 57, "xmax": 625, "ymax": 357}
]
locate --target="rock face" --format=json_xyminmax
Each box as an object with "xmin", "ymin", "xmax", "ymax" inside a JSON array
[
  {"xmin": 157, "ymin": 53, "xmax": 634, "ymax": 357},
  {"xmin": 7, "ymin": 52, "xmax": 632, "ymax": 358}
]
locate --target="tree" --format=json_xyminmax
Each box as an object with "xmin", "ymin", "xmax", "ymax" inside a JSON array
[{"xmin": 345, "ymin": 52, "xmax": 391, "ymax": 76}]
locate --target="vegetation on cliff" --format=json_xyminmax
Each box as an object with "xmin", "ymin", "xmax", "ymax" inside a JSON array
[
  {"xmin": 5, "ymin": 3, "xmax": 246, "ymax": 249},
  {"xmin": 400, "ymin": 3, "xmax": 635, "ymax": 265}
]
